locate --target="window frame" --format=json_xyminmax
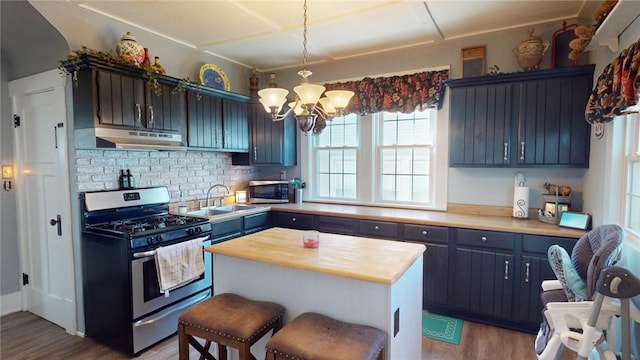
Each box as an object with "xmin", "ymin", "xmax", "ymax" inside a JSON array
[
  {"xmin": 303, "ymin": 108, "xmax": 448, "ymax": 211},
  {"xmin": 621, "ymin": 112, "xmax": 640, "ymax": 245}
]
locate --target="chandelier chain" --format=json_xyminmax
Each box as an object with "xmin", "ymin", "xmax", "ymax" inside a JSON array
[{"xmin": 302, "ymin": 0, "xmax": 308, "ymax": 70}]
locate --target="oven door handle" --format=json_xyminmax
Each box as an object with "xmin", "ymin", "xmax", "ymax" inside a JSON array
[
  {"xmin": 132, "ymin": 289, "xmax": 212, "ymax": 328},
  {"xmin": 132, "ymin": 235, "xmax": 211, "ymax": 259}
]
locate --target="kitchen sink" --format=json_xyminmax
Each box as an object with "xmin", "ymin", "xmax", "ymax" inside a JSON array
[
  {"xmin": 216, "ymin": 205, "xmax": 256, "ymax": 212},
  {"xmin": 186, "ymin": 204, "xmax": 260, "ymax": 218}
]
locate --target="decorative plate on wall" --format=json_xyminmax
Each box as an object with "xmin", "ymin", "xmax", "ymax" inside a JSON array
[{"xmin": 199, "ymin": 64, "xmax": 230, "ymax": 91}]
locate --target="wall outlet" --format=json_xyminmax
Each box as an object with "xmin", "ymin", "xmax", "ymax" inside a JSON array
[{"xmin": 280, "ymin": 170, "xmax": 286, "ymax": 180}]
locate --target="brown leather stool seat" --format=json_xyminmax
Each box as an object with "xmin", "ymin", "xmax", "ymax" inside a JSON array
[
  {"xmin": 178, "ymin": 293, "xmax": 285, "ymax": 360},
  {"xmin": 265, "ymin": 312, "xmax": 387, "ymax": 360}
]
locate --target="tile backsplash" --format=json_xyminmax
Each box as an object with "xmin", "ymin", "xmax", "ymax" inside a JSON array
[{"xmin": 75, "ymin": 149, "xmax": 280, "ymax": 203}]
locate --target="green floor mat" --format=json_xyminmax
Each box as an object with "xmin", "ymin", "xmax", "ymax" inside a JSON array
[{"xmin": 422, "ymin": 311, "xmax": 463, "ymax": 345}]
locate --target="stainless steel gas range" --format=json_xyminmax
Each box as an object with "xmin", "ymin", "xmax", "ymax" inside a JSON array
[{"xmin": 80, "ymin": 186, "xmax": 213, "ymax": 355}]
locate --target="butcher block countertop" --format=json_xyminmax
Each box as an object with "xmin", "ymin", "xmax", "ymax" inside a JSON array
[
  {"xmin": 205, "ymin": 227, "xmax": 426, "ymax": 285},
  {"xmin": 269, "ymin": 202, "xmax": 588, "ymax": 239}
]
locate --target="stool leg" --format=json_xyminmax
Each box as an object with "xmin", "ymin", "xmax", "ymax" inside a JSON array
[
  {"xmin": 237, "ymin": 343, "xmax": 253, "ymax": 360},
  {"xmin": 218, "ymin": 344, "xmax": 227, "ymax": 360},
  {"xmin": 178, "ymin": 323, "xmax": 189, "ymax": 360}
]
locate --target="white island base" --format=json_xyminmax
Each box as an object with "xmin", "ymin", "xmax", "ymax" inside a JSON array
[{"xmin": 207, "ymin": 227, "xmax": 425, "ymax": 360}]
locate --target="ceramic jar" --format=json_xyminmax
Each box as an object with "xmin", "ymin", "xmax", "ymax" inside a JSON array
[
  {"xmin": 513, "ymin": 29, "xmax": 549, "ymax": 71},
  {"xmin": 116, "ymin": 32, "xmax": 145, "ymax": 65}
]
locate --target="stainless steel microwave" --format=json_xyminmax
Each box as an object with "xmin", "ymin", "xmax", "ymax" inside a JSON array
[{"xmin": 249, "ymin": 180, "xmax": 290, "ymax": 203}]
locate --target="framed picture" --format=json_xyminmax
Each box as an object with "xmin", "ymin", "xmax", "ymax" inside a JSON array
[{"xmin": 461, "ymin": 46, "xmax": 486, "ymax": 78}]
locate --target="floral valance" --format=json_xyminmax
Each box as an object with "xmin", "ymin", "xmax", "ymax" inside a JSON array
[
  {"xmin": 585, "ymin": 37, "xmax": 640, "ymax": 124},
  {"xmin": 323, "ymin": 69, "xmax": 449, "ymax": 115}
]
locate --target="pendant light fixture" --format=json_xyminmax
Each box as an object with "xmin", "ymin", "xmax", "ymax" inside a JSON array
[{"xmin": 258, "ymin": 0, "xmax": 354, "ymax": 133}]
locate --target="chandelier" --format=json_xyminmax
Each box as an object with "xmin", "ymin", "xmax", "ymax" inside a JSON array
[{"xmin": 258, "ymin": 0, "xmax": 354, "ymax": 133}]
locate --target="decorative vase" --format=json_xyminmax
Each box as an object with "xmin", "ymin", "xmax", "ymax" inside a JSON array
[
  {"xmin": 116, "ymin": 32, "xmax": 145, "ymax": 65},
  {"xmin": 513, "ymin": 29, "xmax": 549, "ymax": 71}
]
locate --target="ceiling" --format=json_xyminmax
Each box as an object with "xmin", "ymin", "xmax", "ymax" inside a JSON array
[{"xmin": 58, "ymin": 1, "xmax": 591, "ymax": 72}]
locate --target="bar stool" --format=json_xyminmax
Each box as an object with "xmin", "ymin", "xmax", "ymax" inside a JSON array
[
  {"xmin": 178, "ymin": 293, "xmax": 285, "ymax": 360},
  {"xmin": 265, "ymin": 312, "xmax": 387, "ymax": 360}
]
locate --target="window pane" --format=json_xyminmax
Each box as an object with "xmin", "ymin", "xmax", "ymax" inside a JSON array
[
  {"xmin": 329, "ymin": 150, "xmax": 344, "ymax": 173},
  {"xmin": 627, "ymin": 160, "xmax": 640, "ymax": 234},
  {"xmin": 381, "ymin": 149, "xmax": 396, "ymax": 174},
  {"xmin": 344, "ymin": 149, "xmax": 357, "ymax": 174},
  {"xmin": 344, "ymin": 174, "xmax": 357, "ymax": 198},
  {"xmin": 396, "ymin": 148, "xmax": 413, "ymax": 174},
  {"xmin": 318, "ymin": 173, "xmax": 330, "ymax": 197},
  {"xmin": 414, "ymin": 148, "xmax": 430, "ymax": 175},
  {"xmin": 381, "ymin": 174, "xmax": 396, "ymax": 200},
  {"xmin": 318, "ymin": 150, "xmax": 329, "ymax": 172}
]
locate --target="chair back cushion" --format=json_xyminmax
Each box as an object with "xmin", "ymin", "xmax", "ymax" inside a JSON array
[{"xmin": 571, "ymin": 224, "xmax": 624, "ymax": 297}]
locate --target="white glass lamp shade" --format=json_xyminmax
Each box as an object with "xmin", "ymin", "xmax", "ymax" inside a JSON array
[
  {"xmin": 289, "ymin": 101, "xmax": 305, "ymax": 116},
  {"xmin": 325, "ymin": 90, "xmax": 354, "ymax": 110},
  {"xmin": 258, "ymin": 88, "xmax": 289, "ymax": 112},
  {"xmin": 293, "ymin": 83, "xmax": 326, "ymax": 105},
  {"xmin": 318, "ymin": 97, "xmax": 336, "ymax": 114}
]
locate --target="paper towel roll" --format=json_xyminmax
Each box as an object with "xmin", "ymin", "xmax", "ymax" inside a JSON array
[{"xmin": 512, "ymin": 186, "xmax": 529, "ymax": 219}]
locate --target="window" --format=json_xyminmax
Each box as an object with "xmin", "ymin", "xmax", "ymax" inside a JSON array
[
  {"xmin": 377, "ymin": 111, "xmax": 434, "ymax": 204},
  {"xmin": 315, "ymin": 115, "xmax": 358, "ymax": 199},
  {"xmin": 623, "ymin": 113, "xmax": 640, "ymax": 239},
  {"xmin": 307, "ymin": 108, "xmax": 445, "ymax": 209}
]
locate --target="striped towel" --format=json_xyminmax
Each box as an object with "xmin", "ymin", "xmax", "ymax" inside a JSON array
[{"xmin": 155, "ymin": 238, "xmax": 204, "ymax": 296}]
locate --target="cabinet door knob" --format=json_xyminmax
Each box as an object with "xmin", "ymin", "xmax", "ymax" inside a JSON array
[
  {"xmin": 481, "ymin": 236, "xmax": 487, "ymax": 242},
  {"xmin": 422, "ymin": 230, "xmax": 428, "ymax": 236},
  {"xmin": 374, "ymin": 225, "xmax": 379, "ymax": 230},
  {"xmin": 292, "ymin": 217, "xmax": 296, "ymax": 222}
]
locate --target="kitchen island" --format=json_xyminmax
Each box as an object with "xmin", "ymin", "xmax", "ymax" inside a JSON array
[{"xmin": 206, "ymin": 227, "xmax": 426, "ymax": 360}]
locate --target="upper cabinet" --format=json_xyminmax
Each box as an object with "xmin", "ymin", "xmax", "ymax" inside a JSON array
[
  {"xmin": 445, "ymin": 65, "xmax": 595, "ymax": 168},
  {"xmin": 232, "ymin": 102, "xmax": 297, "ymax": 166},
  {"xmin": 71, "ymin": 57, "xmax": 186, "ymax": 136},
  {"xmin": 186, "ymin": 90, "xmax": 249, "ymax": 152}
]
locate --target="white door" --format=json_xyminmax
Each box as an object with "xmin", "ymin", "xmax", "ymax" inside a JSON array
[{"xmin": 9, "ymin": 69, "xmax": 76, "ymax": 334}]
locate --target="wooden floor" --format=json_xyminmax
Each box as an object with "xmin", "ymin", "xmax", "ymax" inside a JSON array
[{"xmin": 1, "ymin": 311, "xmax": 576, "ymax": 359}]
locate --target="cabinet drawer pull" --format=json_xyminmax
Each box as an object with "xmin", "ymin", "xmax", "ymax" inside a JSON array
[
  {"xmin": 422, "ymin": 230, "xmax": 427, "ymax": 236},
  {"xmin": 525, "ymin": 262, "xmax": 530, "ymax": 283},
  {"xmin": 504, "ymin": 260, "xmax": 510, "ymax": 280},
  {"xmin": 374, "ymin": 225, "xmax": 379, "ymax": 230},
  {"xmin": 135, "ymin": 103, "xmax": 142, "ymax": 126},
  {"xmin": 292, "ymin": 217, "xmax": 296, "ymax": 222},
  {"xmin": 481, "ymin": 236, "xmax": 487, "ymax": 242},
  {"xmin": 253, "ymin": 146, "xmax": 257, "ymax": 161},
  {"xmin": 148, "ymin": 105, "xmax": 154, "ymax": 127},
  {"xmin": 520, "ymin": 141, "xmax": 525, "ymax": 160},
  {"xmin": 503, "ymin": 142, "xmax": 508, "ymax": 161}
]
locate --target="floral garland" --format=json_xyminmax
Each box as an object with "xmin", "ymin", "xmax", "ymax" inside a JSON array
[{"xmin": 58, "ymin": 46, "xmax": 201, "ymax": 99}]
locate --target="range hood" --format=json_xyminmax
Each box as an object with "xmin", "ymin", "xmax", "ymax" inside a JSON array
[{"xmin": 75, "ymin": 127, "xmax": 187, "ymax": 151}]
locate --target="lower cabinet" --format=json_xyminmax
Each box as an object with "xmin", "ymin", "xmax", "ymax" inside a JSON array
[
  {"xmin": 244, "ymin": 212, "xmax": 271, "ymax": 235},
  {"xmin": 516, "ymin": 235, "xmax": 577, "ymax": 328},
  {"xmin": 274, "ymin": 211, "xmax": 314, "ymax": 230},
  {"xmin": 452, "ymin": 229, "xmax": 515, "ymax": 321},
  {"xmin": 404, "ymin": 224, "xmax": 449, "ymax": 308},
  {"xmin": 269, "ymin": 210, "xmax": 579, "ymax": 333}
]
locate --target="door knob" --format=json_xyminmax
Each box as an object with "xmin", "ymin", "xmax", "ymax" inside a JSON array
[{"xmin": 49, "ymin": 215, "xmax": 62, "ymax": 236}]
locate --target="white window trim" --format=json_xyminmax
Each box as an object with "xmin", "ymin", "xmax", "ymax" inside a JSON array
[
  {"xmin": 620, "ymin": 113, "xmax": 640, "ymax": 247},
  {"xmin": 302, "ymin": 109, "xmax": 449, "ymax": 211}
]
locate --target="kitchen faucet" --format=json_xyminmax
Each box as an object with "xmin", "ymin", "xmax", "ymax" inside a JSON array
[{"xmin": 205, "ymin": 184, "xmax": 230, "ymax": 215}]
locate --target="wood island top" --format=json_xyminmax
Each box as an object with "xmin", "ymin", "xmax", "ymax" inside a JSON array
[{"xmin": 205, "ymin": 227, "xmax": 425, "ymax": 285}]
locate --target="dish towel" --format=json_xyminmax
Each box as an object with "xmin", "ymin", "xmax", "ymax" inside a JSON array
[{"xmin": 155, "ymin": 238, "xmax": 204, "ymax": 296}]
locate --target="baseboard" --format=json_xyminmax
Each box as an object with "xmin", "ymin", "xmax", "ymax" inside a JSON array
[{"xmin": 1, "ymin": 291, "xmax": 22, "ymax": 316}]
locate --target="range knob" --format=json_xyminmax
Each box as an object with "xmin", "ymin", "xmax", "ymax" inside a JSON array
[
  {"xmin": 187, "ymin": 227, "xmax": 202, "ymax": 235},
  {"xmin": 146, "ymin": 236, "xmax": 154, "ymax": 245},
  {"xmin": 155, "ymin": 234, "xmax": 163, "ymax": 243}
]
